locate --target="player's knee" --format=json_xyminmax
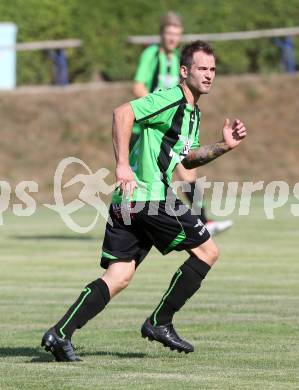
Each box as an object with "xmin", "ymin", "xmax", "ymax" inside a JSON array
[
  {"xmin": 113, "ymin": 268, "xmax": 134, "ymax": 291},
  {"xmin": 117, "ymin": 274, "xmax": 132, "ymax": 290},
  {"xmin": 103, "ymin": 261, "xmax": 135, "ymax": 296},
  {"xmin": 192, "ymin": 239, "xmax": 220, "ymax": 265},
  {"xmin": 208, "ymin": 243, "xmax": 220, "ymax": 263}
]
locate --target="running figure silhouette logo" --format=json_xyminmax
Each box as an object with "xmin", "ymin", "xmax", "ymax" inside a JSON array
[{"xmin": 44, "ymin": 157, "xmax": 115, "ymax": 233}]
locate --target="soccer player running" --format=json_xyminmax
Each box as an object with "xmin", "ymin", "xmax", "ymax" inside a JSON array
[
  {"xmin": 132, "ymin": 11, "xmax": 232, "ymax": 235},
  {"xmin": 42, "ymin": 41, "xmax": 247, "ymax": 361}
]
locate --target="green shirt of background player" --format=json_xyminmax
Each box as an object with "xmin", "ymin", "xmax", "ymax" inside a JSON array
[
  {"xmin": 133, "ymin": 11, "xmax": 182, "ymax": 98},
  {"xmin": 131, "ymin": 11, "xmax": 182, "ymax": 145}
]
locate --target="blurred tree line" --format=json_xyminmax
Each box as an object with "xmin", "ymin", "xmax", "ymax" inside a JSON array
[{"xmin": 0, "ymin": 0, "xmax": 298, "ymax": 85}]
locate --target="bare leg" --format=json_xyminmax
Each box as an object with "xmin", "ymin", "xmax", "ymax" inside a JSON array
[{"xmin": 102, "ymin": 260, "xmax": 136, "ymax": 298}]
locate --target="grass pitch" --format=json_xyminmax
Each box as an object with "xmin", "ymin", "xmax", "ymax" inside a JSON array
[{"xmin": 0, "ymin": 198, "xmax": 298, "ymax": 389}]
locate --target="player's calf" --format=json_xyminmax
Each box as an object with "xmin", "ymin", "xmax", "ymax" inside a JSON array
[
  {"xmin": 42, "ymin": 261, "xmax": 135, "ymax": 360},
  {"xmin": 43, "ymin": 277, "xmax": 110, "ymax": 351},
  {"xmin": 142, "ymin": 254, "xmax": 212, "ymax": 352}
]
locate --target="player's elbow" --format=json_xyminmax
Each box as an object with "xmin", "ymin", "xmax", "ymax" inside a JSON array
[
  {"xmin": 133, "ymin": 82, "xmax": 147, "ymax": 98},
  {"xmin": 181, "ymin": 158, "xmax": 192, "ymax": 170},
  {"xmin": 132, "ymin": 82, "xmax": 140, "ymax": 98},
  {"xmin": 113, "ymin": 104, "xmax": 124, "ymax": 119},
  {"xmin": 113, "ymin": 103, "xmax": 133, "ymax": 121}
]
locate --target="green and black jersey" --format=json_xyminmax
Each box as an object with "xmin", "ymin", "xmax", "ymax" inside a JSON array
[
  {"xmin": 132, "ymin": 44, "xmax": 180, "ymax": 140},
  {"xmin": 112, "ymin": 85, "xmax": 201, "ymax": 204},
  {"xmin": 134, "ymin": 44, "xmax": 180, "ymax": 93}
]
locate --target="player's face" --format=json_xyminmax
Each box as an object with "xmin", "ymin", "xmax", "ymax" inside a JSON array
[
  {"xmin": 161, "ymin": 25, "xmax": 183, "ymax": 52},
  {"xmin": 181, "ymin": 51, "xmax": 216, "ymax": 94}
]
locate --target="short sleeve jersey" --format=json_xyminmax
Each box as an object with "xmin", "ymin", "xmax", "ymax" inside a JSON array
[
  {"xmin": 134, "ymin": 44, "xmax": 180, "ymax": 93},
  {"xmin": 112, "ymin": 85, "xmax": 201, "ymax": 203}
]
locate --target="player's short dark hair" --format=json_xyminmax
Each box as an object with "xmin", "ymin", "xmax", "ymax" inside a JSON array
[{"xmin": 180, "ymin": 40, "xmax": 215, "ymax": 68}]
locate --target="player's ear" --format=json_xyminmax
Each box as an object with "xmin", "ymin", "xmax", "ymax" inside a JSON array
[{"xmin": 180, "ymin": 65, "xmax": 188, "ymax": 80}]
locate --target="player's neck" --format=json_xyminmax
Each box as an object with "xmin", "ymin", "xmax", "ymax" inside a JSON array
[
  {"xmin": 180, "ymin": 82, "xmax": 200, "ymax": 106},
  {"xmin": 160, "ymin": 45, "xmax": 173, "ymax": 57}
]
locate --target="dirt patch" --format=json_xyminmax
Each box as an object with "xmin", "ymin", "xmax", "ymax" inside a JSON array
[{"xmin": 0, "ymin": 75, "xmax": 298, "ymax": 204}]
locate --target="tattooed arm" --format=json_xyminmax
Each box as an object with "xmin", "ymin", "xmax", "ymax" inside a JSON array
[
  {"xmin": 182, "ymin": 141, "xmax": 230, "ymax": 169},
  {"xmin": 182, "ymin": 118, "xmax": 247, "ymax": 169}
]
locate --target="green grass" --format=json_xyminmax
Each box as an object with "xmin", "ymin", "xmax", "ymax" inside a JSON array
[{"xmin": 0, "ymin": 198, "xmax": 298, "ymax": 389}]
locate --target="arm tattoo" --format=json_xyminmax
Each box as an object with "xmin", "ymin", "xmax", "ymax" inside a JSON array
[{"xmin": 182, "ymin": 141, "xmax": 230, "ymax": 169}]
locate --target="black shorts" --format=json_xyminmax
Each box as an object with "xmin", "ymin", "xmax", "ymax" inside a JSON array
[{"xmin": 100, "ymin": 199, "xmax": 210, "ymax": 269}]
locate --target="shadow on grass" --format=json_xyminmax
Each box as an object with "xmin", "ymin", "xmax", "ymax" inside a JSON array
[
  {"xmin": 0, "ymin": 347, "xmax": 147, "ymax": 363},
  {"xmin": 12, "ymin": 235, "xmax": 96, "ymax": 241},
  {"xmin": 0, "ymin": 347, "xmax": 53, "ymax": 362},
  {"xmin": 80, "ymin": 350, "xmax": 147, "ymax": 359}
]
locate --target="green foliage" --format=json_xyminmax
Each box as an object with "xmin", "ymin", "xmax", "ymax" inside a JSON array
[{"xmin": 0, "ymin": 0, "xmax": 298, "ymax": 84}]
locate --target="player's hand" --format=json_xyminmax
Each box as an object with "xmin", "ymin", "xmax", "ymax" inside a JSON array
[
  {"xmin": 115, "ymin": 164, "xmax": 138, "ymax": 198},
  {"xmin": 222, "ymin": 118, "xmax": 247, "ymax": 149}
]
